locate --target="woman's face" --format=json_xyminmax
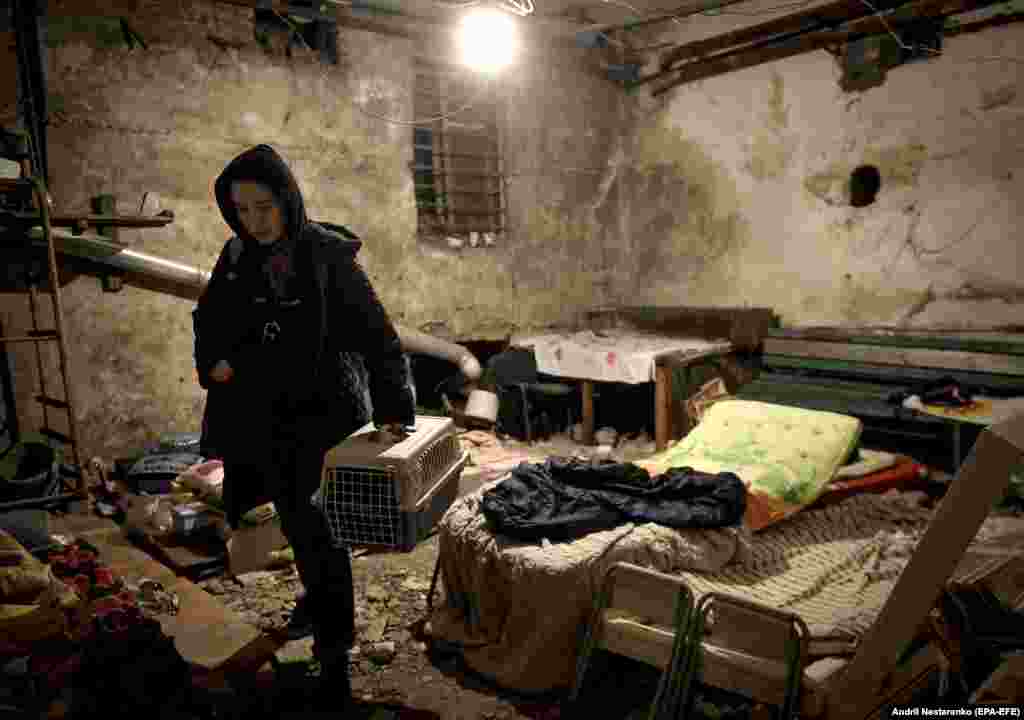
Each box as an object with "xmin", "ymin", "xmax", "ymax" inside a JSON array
[{"xmin": 231, "ymin": 181, "xmax": 285, "ymax": 246}]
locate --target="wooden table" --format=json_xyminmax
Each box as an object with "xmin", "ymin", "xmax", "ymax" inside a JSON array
[
  {"xmin": 513, "ymin": 331, "xmax": 732, "ymax": 449},
  {"xmin": 579, "ymin": 346, "xmax": 731, "ymax": 449}
]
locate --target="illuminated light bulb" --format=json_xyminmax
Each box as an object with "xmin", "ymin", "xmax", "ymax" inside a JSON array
[{"xmin": 457, "ymin": 7, "xmax": 517, "ymax": 73}]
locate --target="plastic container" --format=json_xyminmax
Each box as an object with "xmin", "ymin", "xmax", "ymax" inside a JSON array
[
  {"xmin": 318, "ymin": 416, "xmax": 467, "ymax": 551},
  {"xmin": 464, "ymin": 389, "xmax": 499, "ymax": 425}
]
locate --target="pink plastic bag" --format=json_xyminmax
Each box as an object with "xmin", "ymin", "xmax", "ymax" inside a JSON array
[{"xmin": 175, "ymin": 459, "xmax": 225, "ymax": 502}]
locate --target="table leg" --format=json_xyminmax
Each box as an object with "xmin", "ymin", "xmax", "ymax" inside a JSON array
[
  {"xmin": 581, "ymin": 380, "xmax": 595, "ymax": 446},
  {"xmin": 655, "ymin": 364, "xmax": 671, "ymax": 452},
  {"xmin": 952, "ymin": 423, "xmax": 962, "ymax": 471}
]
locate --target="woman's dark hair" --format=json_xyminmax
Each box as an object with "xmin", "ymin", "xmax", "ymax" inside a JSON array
[{"xmin": 850, "ymin": 165, "xmax": 882, "ymax": 207}]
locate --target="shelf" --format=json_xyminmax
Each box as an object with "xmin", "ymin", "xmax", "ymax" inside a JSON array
[
  {"xmin": 0, "ymin": 331, "xmax": 59, "ymax": 344},
  {"xmin": 0, "ymin": 209, "xmax": 174, "ymax": 229}
]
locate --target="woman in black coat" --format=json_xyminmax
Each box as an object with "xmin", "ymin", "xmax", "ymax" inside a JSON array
[{"xmin": 193, "ymin": 144, "xmax": 415, "ymax": 710}]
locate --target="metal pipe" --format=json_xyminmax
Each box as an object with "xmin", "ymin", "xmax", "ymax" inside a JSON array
[
  {"xmin": 30, "ymin": 226, "xmax": 483, "ymax": 381},
  {"xmin": 397, "ymin": 325, "xmax": 483, "ymax": 382}
]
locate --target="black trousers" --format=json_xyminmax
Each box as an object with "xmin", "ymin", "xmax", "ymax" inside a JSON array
[{"xmin": 226, "ymin": 423, "xmax": 356, "ymax": 667}]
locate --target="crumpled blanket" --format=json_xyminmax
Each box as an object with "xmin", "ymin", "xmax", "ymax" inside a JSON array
[{"xmin": 481, "ymin": 458, "xmax": 746, "ymax": 542}]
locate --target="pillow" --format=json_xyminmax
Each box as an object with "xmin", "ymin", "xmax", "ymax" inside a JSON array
[
  {"xmin": 636, "ymin": 399, "xmax": 862, "ymax": 531},
  {"xmin": 0, "ymin": 529, "xmax": 53, "ymax": 603}
]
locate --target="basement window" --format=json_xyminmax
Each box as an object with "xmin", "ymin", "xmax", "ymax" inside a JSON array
[{"xmin": 412, "ymin": 57, "xmax": 505, "ymax": 249}]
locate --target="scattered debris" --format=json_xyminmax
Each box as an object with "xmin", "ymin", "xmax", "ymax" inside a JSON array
[
  {"xmin": 365, "ymin": 611, "xmax": 389, "ymax": 643},
  {"xmin": 275, "ymin": 636, "xmax": 316, "ymax": 665},
  {"xmin": 366, "ymin": 641, "xmax": 397, "ymax": 664},
  {"xmin": 235, "ymin": 570, "xmax": 277, "ymax": 587}
]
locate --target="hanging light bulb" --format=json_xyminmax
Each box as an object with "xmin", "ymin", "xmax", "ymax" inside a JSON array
[{"xmin": 457, "ymin": 6, "xmax": 518, "ymax": 73}]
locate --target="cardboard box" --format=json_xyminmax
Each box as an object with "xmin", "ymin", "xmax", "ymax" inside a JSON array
[{"xmin": 225, "ymin": 516, "xmax": 289, "ymax": 577}]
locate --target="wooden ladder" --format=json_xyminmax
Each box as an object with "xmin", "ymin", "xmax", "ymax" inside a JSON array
[{"xmin": 0, "ymin": 133, "xmax": 84, "ymax": 507}]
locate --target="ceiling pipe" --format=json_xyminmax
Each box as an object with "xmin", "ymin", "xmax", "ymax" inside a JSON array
[
  {"xmin": 28, "ymin": 226, "xmax": 483, "ymax": 382},
  {"xmin": 648, "ymin": 0, "xmax": 1009, "ymax": 94}
]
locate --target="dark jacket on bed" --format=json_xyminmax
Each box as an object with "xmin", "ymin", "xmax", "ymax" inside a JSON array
[
  {"xmin": 481, "ymin": 458, "xmax": 746, "ymax": 542},
  {"xmin": 193, "ymin": 144, "xmax": 415, "ymax": 525}
]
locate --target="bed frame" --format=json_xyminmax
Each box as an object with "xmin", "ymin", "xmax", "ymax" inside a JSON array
[{"xmin": 570, "ymin": 412, "xmax": 1024, "ymax": 720}]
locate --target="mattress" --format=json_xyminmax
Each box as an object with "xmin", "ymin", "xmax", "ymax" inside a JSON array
[{"xmin": 637, "ymin": 399, "xmax": 862, "ymax": 530}]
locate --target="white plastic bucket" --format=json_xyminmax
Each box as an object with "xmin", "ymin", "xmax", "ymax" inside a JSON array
[{"xmin": 464, "ymin": 388, "xmax": 499, "ymax": 425}]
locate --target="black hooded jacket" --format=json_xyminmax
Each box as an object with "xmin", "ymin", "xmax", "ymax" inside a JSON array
[{"xmin": 193, "ymin": 145, "xmax": 415, "ymax": 521}]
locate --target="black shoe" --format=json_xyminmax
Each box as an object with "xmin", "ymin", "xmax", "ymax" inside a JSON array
[
  {"xmin": 312, "ymin": 660, "xmax": 354, "ymax": 714},
  {"xmin": 285, "ymin": 593, "xmax": 315, "ymax": 640}
]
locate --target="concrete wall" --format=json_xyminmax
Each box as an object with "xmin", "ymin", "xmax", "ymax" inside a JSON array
[
  {"xmin": 621, "ymin": 5, "xmax": 1024, "ymax": 329},
  {"xmin": 1, "ymin": 0, "xmax": 624, "ymax": 458}
]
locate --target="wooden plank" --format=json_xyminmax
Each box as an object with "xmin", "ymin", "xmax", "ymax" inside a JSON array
[
  {"xmin": 767, "ymin": 327, "xmax": 1024, "ymax": 356},
  {"xmin": 764, "ymin": 339, "xmax": 1024, "ymax": 377},
  {"xmin": 581, "ymin": 380, "xmax": 595, "ymax": 446},
  {"xmin": 650, "ymin": 0, "xmax": 1008, "ymax": 95},
  {"xmin": 655, "ymin": 364, "xmax": 672, "ymax": 451},
  {"xmin": 826, "ymin": 420, "xmax": 1024, "ymax": 720},
  {"xmin": 762, "ymin": 356, "xmax": 1024, "ymax": 392},
  {"xmin": 659, "ymin": 0, "xmax": 905, "ymax": 67},
  {"xmin": 750, "ymin": 372, "xmax": 902, "ymax": 398}
]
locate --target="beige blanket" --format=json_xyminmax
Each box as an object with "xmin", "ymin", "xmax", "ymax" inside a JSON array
[{"xmin": 427, "ymin": 484, "xmax": 950, "ymax": 694}]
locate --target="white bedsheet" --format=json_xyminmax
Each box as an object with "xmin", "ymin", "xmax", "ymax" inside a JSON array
[{"xmin": 512, "ymin": 330, "xmax": 732, "ymax": 384}]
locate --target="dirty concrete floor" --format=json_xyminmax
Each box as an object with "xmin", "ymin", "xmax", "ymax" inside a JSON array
[{"xmin": 190, "ymin": 429, "xmax": 674, "ymax": 720}]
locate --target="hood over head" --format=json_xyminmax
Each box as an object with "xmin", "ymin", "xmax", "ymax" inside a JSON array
[
  {"xmin": 215, "ymin": 144, "xmax": 307, "ymax": 247},
  {"xmin": 215, "ymin": 144, "xmax": 364, "ymax": 258}
]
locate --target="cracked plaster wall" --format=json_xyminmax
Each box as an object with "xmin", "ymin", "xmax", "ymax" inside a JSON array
[
  {"xmin": 622, "ymin": 6, "xmax": 1024, "ymax": 330},
  {"xmin": 0, "ymin": 0, "xmax": 623, "ymax": 457}
]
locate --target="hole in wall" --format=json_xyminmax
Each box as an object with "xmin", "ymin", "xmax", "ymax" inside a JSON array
[{"xmin": 849, "ymin": 165, "xmax": 882, "ymax": 207}]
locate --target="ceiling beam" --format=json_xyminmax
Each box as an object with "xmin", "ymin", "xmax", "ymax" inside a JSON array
[
  {"xmin": 552, "ymin": 0, "xmax": 763, "ymax": 37},
  {"xmin": 648, "ymin": 0, "xmax": 1013, "ymax": 95},
  {"xmin": 658, "ymin": 0, "xmax": 911, "ymax": 68}
]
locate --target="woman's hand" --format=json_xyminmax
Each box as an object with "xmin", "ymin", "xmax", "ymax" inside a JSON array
[
  {"xmin": 377, "ymin": 423, "xmax": 411, "ymax": 440},
  {"xmin": 210, "ymin": 359, "xmax": 234, "ymax": 383}
]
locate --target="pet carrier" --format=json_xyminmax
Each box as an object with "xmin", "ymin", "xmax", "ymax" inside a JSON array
[{"xmin": 318, "ymin": 415, "xmax": 468, "ymax": 551}]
